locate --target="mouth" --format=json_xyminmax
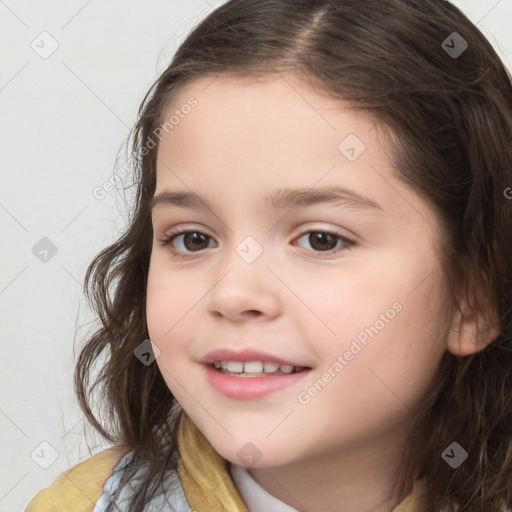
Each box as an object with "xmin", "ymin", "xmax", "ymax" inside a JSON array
[
  {"xmin": 203, "ymin": 360, "xmax": 313, "ymax": 399},
  {"xmin": 211, "ymin": 360, "xmax": 310, "ymax": 377}
]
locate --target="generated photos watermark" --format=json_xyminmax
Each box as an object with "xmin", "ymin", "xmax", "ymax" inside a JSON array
[
  {"xmin": 92, "ymin": 96, "xmax": 198, "ymax": 200},
  {"xmin": 297, "ymin": 301, "xmax": 403, "ymax": 405}
]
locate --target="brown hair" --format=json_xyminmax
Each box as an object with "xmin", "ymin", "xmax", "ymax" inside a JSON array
[{"xmin": 75, "ymin": 0, "xmax": 512, "ymax": 510}]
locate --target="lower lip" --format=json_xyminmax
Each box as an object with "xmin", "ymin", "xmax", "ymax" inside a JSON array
[{"xmin": 203, "ymin": 364, "xmax": 312, "ymax": 399}]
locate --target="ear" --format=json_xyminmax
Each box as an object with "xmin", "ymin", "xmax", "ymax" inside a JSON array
[{"xmin": 446, "ymin": 297, "xmax": 501, "ymax": 357}]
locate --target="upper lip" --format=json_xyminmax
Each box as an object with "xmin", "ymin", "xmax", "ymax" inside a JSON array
[{"xmin": 200, "ymin": 348, "xmax": 310, "ymax": 368}]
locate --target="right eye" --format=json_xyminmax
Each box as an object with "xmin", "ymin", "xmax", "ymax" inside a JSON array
[{"xmin": 158, "ymin": 229, "xmax": 216, "ymax": 258}]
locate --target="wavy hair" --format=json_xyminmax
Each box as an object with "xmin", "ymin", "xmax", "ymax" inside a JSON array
[{"xmin": 74, "ymin": 0, "xmax": 512, "ymax": 510}]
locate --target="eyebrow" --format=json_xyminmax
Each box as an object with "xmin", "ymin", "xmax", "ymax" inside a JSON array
[{"xmin": 150, "ymin": 185, "xmax": 383, "ymax": 214}]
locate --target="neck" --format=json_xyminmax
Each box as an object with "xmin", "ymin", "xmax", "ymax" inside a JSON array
[{"xmin": 246, "ymin": 427, "xmax": 418, "ymax": 512}]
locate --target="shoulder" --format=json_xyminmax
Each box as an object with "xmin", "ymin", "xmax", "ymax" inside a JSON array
[
  {"xmin": 25, "ymin": 445, "xmax": 131, "ymax": 512},
  {"xmin": 95, "ymin": 449, "xmax": 192, "ymax": 511}
]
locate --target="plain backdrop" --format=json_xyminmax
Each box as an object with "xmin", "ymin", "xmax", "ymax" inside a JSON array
[{"xmin": 0, "ymin": 0, "xmax": 511, "ymax": 510}]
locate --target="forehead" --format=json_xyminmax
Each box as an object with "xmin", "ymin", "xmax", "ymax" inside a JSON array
[
  {"xmin": 155, "ymin": 74, "xmax": 385, "ymax": 184},
  {"xmin": 163, "ymin": 73, "xmax": 370, "ymax": 137},
  {"xmin": 152, "ymin": 75, "xmax": 443, "ymax": 237}
]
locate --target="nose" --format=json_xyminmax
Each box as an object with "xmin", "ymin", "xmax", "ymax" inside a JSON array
[{"xmin": 206, "ymin": 254, "xmax": 282, "ymax": 323}]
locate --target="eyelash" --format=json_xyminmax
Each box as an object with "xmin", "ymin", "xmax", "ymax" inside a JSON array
[{"xmin": 157, "ymin": 227, "xmax": 355, "ymax": 260}]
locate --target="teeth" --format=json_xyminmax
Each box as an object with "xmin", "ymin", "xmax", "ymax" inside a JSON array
[
  {"xmin": 226, "ymin": 361, "xmax": 244, "ymax": 372},
  {"xmin": 243, "ymin": 361, "xmax": 263, "ymax": 373},
  {"xmin": 214, "ymin": 360, "xmax": 304, "ymax": 375},
  {"xmin": 263, "ymin": 361, "xmax": 279, "ymax": 372}
]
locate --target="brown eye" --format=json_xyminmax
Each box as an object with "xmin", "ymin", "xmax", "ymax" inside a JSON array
[
  {"xmin": 159, "ymin": 230, "xmax": 215, "ymax": 256},
  {"xmin": 295, "ymin": 230, "xmax": 354, "ymax": 256},
  {"xmin": 158, "ymin": 228, "xmax": 354, "ymax": 260}
]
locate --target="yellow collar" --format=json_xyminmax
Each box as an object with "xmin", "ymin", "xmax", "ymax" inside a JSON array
[
  {"xmin": 177, "ymin": 414, "xmax": 420, "ymax": 511},
  {"xmin": 177, "ymin": 413, "xmax": 249, "ymax": 511}
]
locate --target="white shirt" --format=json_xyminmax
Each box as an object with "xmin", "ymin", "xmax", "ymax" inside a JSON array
[{"xmin": 229, "ymin": 463, "xmax": 301, "ymax": 512}]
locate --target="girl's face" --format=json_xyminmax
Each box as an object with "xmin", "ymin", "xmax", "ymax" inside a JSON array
[{"xmin": 146, "ymin": 75, "xmax": 453, "ymax": 470}]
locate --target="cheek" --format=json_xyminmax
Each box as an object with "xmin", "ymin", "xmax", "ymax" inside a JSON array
[
  {"xmin": 301, "ymin": 247, "xmax": 447, "ymax": 407},
  {"xmin": 290, "ymin": 292, "xmax": 446, "ymax": 454},
  {"xmin": 146, "ymin": 277, "xmax": 204, "ymax": 403},
  {"xmin": 146, "ymin": 258, "xmax": 196, "ymax": 355},
  {"xmin": 287, "ymin": 247, "xmax": 436, "ymax": 349},
  {"xmin": 145, "ymin": 256, "xmax": 218, "ymax": 401}
]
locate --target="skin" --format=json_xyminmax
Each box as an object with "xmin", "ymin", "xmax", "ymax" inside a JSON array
[{"xmin": 146, "ymin": 74, "xmax": 494, "ymax": 512}]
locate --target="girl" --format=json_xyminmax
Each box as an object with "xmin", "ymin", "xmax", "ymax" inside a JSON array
[{"xmin": 26, "ymin": 0, "xmax": 512, "ymax": 511}]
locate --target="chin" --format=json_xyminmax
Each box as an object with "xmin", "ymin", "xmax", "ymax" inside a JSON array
[{"xmin": 212, "ymin": 440, "xmax": 293, "ymax": 469}]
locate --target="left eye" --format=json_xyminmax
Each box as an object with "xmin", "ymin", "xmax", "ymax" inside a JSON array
[
  {"xmin": 158, "ymin": 229, "xmax": 354, "ymax": 258},
  {"xmin": 295, "ymin": 231, "xmax": 354, "ymax": 255}
]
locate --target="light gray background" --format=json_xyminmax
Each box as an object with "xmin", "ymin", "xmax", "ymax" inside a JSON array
[{"xmin": 1, "ymin": 1, "xmax": 511, "ymax": 510}]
